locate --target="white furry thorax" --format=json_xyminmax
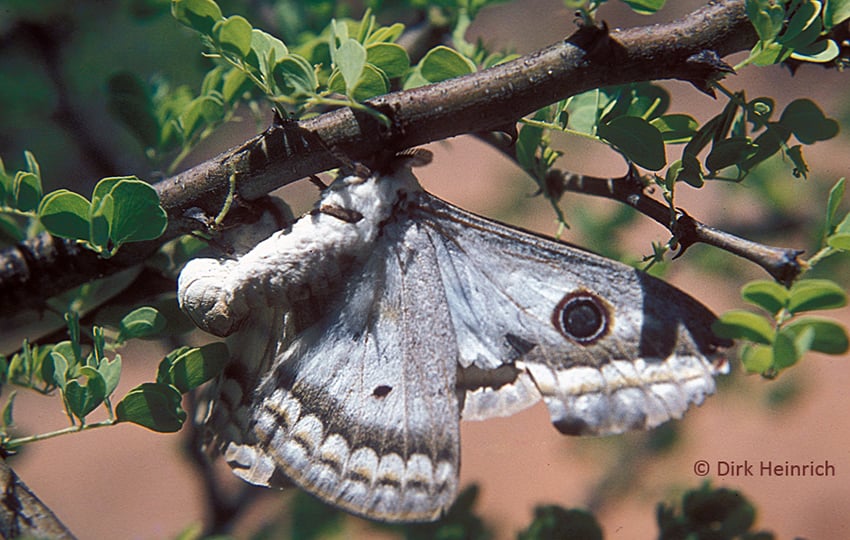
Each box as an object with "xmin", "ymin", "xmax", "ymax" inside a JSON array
[{"xmin": 177, "ymin": 167, "xmax": 423, "ymax": 337}]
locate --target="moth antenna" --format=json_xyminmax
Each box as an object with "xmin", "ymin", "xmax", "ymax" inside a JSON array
[
  {"xmin": 395, "ymin": 148, "xmax": 433, "ymax": 168},
  {"xmin": 308, "ymin": 174, "xmax": 328, "ymax": 191}
]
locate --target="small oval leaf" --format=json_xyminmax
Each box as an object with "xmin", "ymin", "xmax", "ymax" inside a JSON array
[
  {"xmin": 598, "ymin": 116, "xmax": 666, "ymax": 170},
  {"xmin": 164, "ymin": 342, "xmax": 228, "ymax": 393},
  {"xmin": 14, "ymin": 172, "xmax": 42, "ymax": 212},
  {"xmin": 827, "ymin": 232, "xmax": 850, "ymax": 251},
  {"xmin": 705, "ymin": 137, "xmax": 758, "ymax": 174},
  {"xmin": 788, "ymin": 279, "xmax": 847, "ymax": 314},
  {"xmin": 107, "ymin": 179, "xmax": 168, "ymax": 248},
  {"xmin": 779, "ymin": 99, "xmax": 839, "ymax": 145},
  {"xmin": 784, "ymin": 317, "xmax": 849, "ymax": 355},
  {"xmin": 741, "ymin": 280, "xmax": 788, "ymax": 315},
  {"xmin": 118, "ymin": 306, "xmax": 168, "ymax": 342},
  {"xmin": 740, "ymin": 344, "xmax": 774, "ymax": 374},
  {"xmin": 712, "ymin": 310, "xmax": 774, "ymax": 344},
  {"xmin": 366, "ymin": 43, "xmax": 410, "ymax": 79},
  {"xmin": 273, "ymin": 55, "xmax": 318, "ymax": 97},
  {"xmin": 650, "ymin": 114, "xmax": 698, "ymax": 144},
  {"xmin": 171, "ymin": 0, "xmax": 222, "ymax": 35},
  {"xmin": 38, "ymin": 190, "xmax": 92, "ymax": 242},
  {"xmin": 116, "ymin": 382, "xmax": 186, "ymax": 432},
  {"xmin": 419, "ymin": 46, "xmax": 475, "ymax": 83},
  {"xmin": 214, "ymin": 15, "xmax": 253, "ymax": 58},
  {"xmin": 65, "ymin": 368, "xmax": 107, "ymax": 420}
]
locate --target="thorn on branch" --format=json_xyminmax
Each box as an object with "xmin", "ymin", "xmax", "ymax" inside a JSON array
[
  {"xmin": 548, "ymin": 168, "xmax": 805, "ymax": 284},
  {"xmin": 684, "ymin": 51, "xmax": 736, "ymax": 96}
]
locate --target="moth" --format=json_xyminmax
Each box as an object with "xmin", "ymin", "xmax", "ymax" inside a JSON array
[{"xmin": 177, "ymin": 149, "xmax": 728, "ymax": 523}]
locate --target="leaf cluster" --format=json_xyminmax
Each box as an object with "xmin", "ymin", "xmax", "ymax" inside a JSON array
[
  {"xmin": 1, "ymin": 152, "xmax": 167, "ymax": 257},
  {"xmin": 743, "ymin": 0, "xmax": 850, "ymax": 66},
  {"xmin": 657, "ymin": 483, "xmax": 774, "ymax": 540},
  {"xmin": 713, "ymin": 179, "xmax": 850, "ymax": 378},
  {"xmin": 0, "ymin": 308, "xmax": 228, "ymax": 450}
]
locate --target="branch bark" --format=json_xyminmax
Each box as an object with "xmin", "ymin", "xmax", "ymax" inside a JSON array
[
  {"xmin": 0, "ymin": 459, "xmax": 76, "ymax": 539},
  {"xmin": 0, "ymin": 0, "xmax": 760, "ymax": 315}
]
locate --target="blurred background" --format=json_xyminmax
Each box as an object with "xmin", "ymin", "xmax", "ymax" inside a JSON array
[{"xmin": 1, "ymin": 0, "xmax": 849, "ymax": 538}]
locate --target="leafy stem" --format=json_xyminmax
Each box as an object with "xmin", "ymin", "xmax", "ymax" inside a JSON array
[{"xmin": 3, "ymin": 419, "xmax": 117, "ymax": 451}]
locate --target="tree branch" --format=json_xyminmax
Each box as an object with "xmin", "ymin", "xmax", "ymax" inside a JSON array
[
  {"xmin": 0, "ymin": 0, "xmax": 761, "ymax": 315},
  {"xmin": 551, "ymin": 168, "xmax": 804, "ymax": 285},
  {"xmin": 0, "ymin": 459, "xmax": 76, "ymax": 539}
]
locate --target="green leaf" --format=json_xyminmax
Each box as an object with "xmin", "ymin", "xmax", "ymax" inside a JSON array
[
  {"xmin": 705, "ymin": 137, "xmax": 758, "ymax": 174},
  {"xmin": 65, "ymin": 367, "xmax": 107, "ymax": 420},
  {"xmin": 683, "ymin": 116, "xmax": 719, "ymax": 158},
  {"xmin": 419, "ymin": 46, "xmax": 476, "ymax": 83},
  {"xmin": 118, "ymin": 306, "xmax": 167, "ymax": 342},
  {"xmin": 519, "ymin": 506, "xmax": 603, "ymax": 540},
  {"xmin": 159, "ymin": 342, "xmax": 228, "ymax": 393},
  {"xmin": 334, "ymin": 38, "xmax": 367, "ymax": 94},
  {"xmin": 0, "ymin": 156, "xmax": 11, "ymax": 204},
  {"xmin": 365, "ymin": 22, "xmax": 404, "ymax": 45},
  {"xmin": 49, "ymin": 348, "xmax": 71, "ymax": 390},
  {"xmin": 92, "ymin": 177, "xmax": 121, "ymax": 203},
  {"xmin": 772, "ymin": 330, "xmax": 800, "ymax": 369},
  {"xmin": 779, "ymin": 99, "xmax": 839, "ymax": 145},
  {"xmin": 622, "ymin": 0, "xmax": 666, "ymax": 15},
  {"xmin": 779, "ymin": 0, "xmax": 821, "ymax": 44},
  {"xmin": 116, "ymin": 382, "xmax": 186, "ymax": 432},
  {"xmin": 349, "ymin": 63, "xmax": 388, "ymax": 100},
  {"xmin": 14, "ymin": 172, "xmax": 42, "ymax": 212},
  {"xmin": 171, "ymin": 0, "xmax": 222, "ymax": 35},
  {"xmin": 221, "ymin": 68, "xmax": 250, "ymax": 103},
  {"xmin": 247, "ymin": 29, "xmax": 288, "ymax": 79},
  {"xmin": 784, "ymin": 317, "xmax": 849, "ymax": 355},
  {"xmin": 273, "ymin": 55, "xmax": 318, "ymax": 97},
  {"xmin": 712, "ymin": 310, "xmax": 775, "ymax": 344},
  {"xmin": 746, "ymin": 0, "xmax": 786, "ymax": 42},
  {"xmin": 791, "ymin": 38, "xmax": 840, "ymax": 63},
  {"xmin": 826, "ymin": 178, "xmax": 846, "ymax": 230},
  {"xmin": 825, "ymin": 0, "xmax": 850, "ymax": 27},
  {"xmin": 1, "ymin": 391, "xmax": 16, "ymax": 428},
  {"xmin": 598, "ymin": 116, "xmax": 666, "ymax": 170},
  {"xmin": 107, "ymin": 179, "xmax": 168, "ymax": 247},
  {"xmin": 741, "ymin": 280, "xmax": 788, "ymax": 315},
  {"xmin": 787, "ymin": 279, "xmax": 847, "ymax": 313},
  {"xmin": 181, "ymin": 94, "xmax": 224, "ymax": 137},
  {"xmin": 650, "ymin": 114, "xmax": 698, "ymax": 143},
  {"xmin": 23, "ymin": 150, "xmax": 40, "ymax": 178},
  {"xmin": 740, "ymin": 343, "xmax": 774, "ymax": 373},
  {"xmin": 516, "ymin": 125, "xmax": 544, "ymax": 172},
  {"xmin": 366, "ymin": 43, "xmax": 409, "ymax": 79},
  {"xmin": 213, "ymin": 15, "xmax": 252, "ymax": 58},
  {"xmin": 677, "ymin": 152, "xmax": 704, "ymax": 188},
  {"xmin": 747, "ymin": 96, "xmax": 774, "ymax": 121},
  {"xmin": 38, "ymin": 190, "xmax": 91, "ymax": 241},
  {"xmin": 98, "ymin": 354, "xmax": 122, "ymax": 397},
  {"xmin": 827, "ymin": 232, "xmax": 850, "ymax": 251},
  {"xmin": 792, "ymin": 325, "xmax": 816, "ymax": 357},
  {"xmin": 781, "ymin": 12, "xmax": 823, "ymax": 51},
  {"xmin": 740, "ymin": 122, "xmax": 790, "ymax": 172},
  {"xmin": 89, "ymin": 192, "xmax": 113, "ymax": 253}
]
